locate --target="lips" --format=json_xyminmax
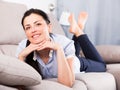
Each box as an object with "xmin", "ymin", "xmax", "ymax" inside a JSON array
[{"xmin": 32, "ymin": 34, "xmax": 40, "ymax": 39}]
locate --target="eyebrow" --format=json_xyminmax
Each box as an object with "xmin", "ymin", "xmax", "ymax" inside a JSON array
[
  {"xmin": 24, "ymin": 20, "xmax": 41, "ymax": 27},
  {"xmin": 34, "ymin": 20, "xmax": 40, "ymax": 24}
]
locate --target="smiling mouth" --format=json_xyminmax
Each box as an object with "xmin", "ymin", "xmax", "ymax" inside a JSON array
[{"xmin": 32, "ymin": 34, "xmax": 40, "ymax": 39}]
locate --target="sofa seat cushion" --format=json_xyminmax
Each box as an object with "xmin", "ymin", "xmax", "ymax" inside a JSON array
[
  {"xmin": 0, "ymin": 85, "xmax": 18, "ymax": 90},
  {"xmin": 26, "ymin": 79, "xmax": 87, "ymax": 90},
  {"xmin": 75, "ymin": 72, "xmax": 116, "ymax": 90},
  {"xmin": 0, "ymin": 54, "xmax": 41, "ymax": 86}
]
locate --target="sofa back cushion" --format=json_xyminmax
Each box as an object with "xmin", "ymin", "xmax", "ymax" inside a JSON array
[
  {"xmin": 96, "ymin": 45, "xmax": 120, "ymax": 63},
  {"xmin": 0, "ymin": 45, "xmax": 17, "ymax": 57},
  {"xmin": 48, "ymin": 13, "xmax": 65, "ymax": 36},
  {"xmin": 80, "ymin": 45, "xmax": 120, "ymax": 64},
  {"xmin": 0, "ymin": 1, "xmax": 27, "ymax": 45}
]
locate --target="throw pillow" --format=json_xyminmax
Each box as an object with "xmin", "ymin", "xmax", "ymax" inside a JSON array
[{"xmin": 0, "ymin": 54, "xmax": 41, "ymax": 86}]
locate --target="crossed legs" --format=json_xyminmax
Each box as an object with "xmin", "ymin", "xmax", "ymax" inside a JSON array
[{"xmin": 68, "ymin": 12, "xmax": 106, "ymax": 72}]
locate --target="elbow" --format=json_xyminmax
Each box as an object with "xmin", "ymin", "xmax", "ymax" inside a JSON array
[
  {"xmin": 69, "ymin": 77, "xmax": 75, "ymax": 87},
  {"xmin": 58, "ymin": 78, "xmax": 75, "ymax": 87},
  {"xmin": 68, "ymin": 77, "xmax": 75, "ymax": 87},
  {"xmin": 68, "ymin": 75, "xmax": 75, "ymax": 87},
  {"xmin": 68, "ymin": 81, "xmax": 74, "ymax": 87},
  {"xmin": 65, "ymin": 80, "xmax": 74, "ymax": 87}
]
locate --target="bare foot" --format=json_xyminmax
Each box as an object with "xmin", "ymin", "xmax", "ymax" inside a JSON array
[
  {"xmin": 68, "ymin": 13, "xmax": 84, "ymax": 37},
  {"xmin": 78, "ymin": 12, "xmax": 88, "ymax": 30}
]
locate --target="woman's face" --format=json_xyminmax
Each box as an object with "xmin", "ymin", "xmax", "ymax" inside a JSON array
[{"xmin": 23, "ymin": 13, "xmax": 51, "ymax": 44}]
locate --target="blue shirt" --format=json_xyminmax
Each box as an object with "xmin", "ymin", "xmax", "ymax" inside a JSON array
[{"xmin": 16, "ymin": 33, "xmax": 80, "ymax": 79}]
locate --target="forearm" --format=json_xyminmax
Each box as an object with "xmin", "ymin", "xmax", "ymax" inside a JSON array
[
  {"xmin": 67, "ymin": 58, "xmax": 75, "ymax": 84},
  {"xmin": 56, "ymin": 45, "xmax": 74, "ymax": 87},
  {"xmin": 18, "ymin": 47, "xmax": 31, "ymax": 61}
]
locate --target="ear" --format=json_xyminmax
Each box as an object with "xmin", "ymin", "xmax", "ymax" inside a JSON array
[{"xmin": 48, "ymin": 23, "xmax": 52, "ymax": 33}]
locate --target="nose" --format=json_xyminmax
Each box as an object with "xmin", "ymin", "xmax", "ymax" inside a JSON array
[{"xmin": 31, "ymin": 26, "xmax": 37, "ymax": 32}]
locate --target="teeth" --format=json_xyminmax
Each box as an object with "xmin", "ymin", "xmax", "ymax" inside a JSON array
[{"xmin": 33, "ymin": 35, "xmax": 39, "ymax": 39}]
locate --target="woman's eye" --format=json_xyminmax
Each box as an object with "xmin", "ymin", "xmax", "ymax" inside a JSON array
[
  {"xmin": 25, "ymin": 27, "xmax": 30, "ymax": 30},
  {"xmin": 36, "ymin": 23, "xmax": 41, "ymax": 26}
]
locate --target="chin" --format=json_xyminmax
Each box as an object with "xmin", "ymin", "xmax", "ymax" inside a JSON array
[
  {"xmin": 33, "ymin": 41, "xmax": 41, "ymax": 44},
  {"xmin": 30, "ymin": 39, "xmax": 41, "ymax": 44}
]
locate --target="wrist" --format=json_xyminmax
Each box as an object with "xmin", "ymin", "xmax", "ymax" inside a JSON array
[
  {"xmin": 54, "ymin": 43, "xmax": 62, "ymax": 51},
  {"xmin": 18, "ymin": 54, "xmax": 26, "ymax": 61}
]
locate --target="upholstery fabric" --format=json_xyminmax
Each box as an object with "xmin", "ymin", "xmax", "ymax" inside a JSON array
[
  {"xmin": 96, "ymin": 45, "xmax": 120, "ymax": 63},
  {"xmin": 0, "ymin": 1, "xmax": 26, "ymax": 45},
  {"xmin": 0, "ymin": 54, "xmax": 41, "ymax": 86},
  {"xmin": 75, "ymin": 72, "xmax": 116, "ymax": 90},
  {"xmin": 0, "ymin": 85, "xmax": 17, "ymax": 90},
  {"xmin": 80, "ymin": 45, "xmax": 120, "ymax": 64},
  {"xmin": 108, "ymin": 70, "xmax": 120, "ymax": 90},
  {"xmin": 48, "ymin": 13, "xmax": 65, "ymax": 35},
  {"xmin": 26, "ymin": 80, "xmax": 87, "ymax": 90},
  {"xmin": 0, "ymin": 45, "xmax": 17, "ymax": 57}
]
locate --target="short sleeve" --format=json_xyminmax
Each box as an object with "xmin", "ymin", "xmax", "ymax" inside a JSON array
[
  {"xmin": 49, "ymin": 34, "xmax": 81, "ymax": 73},
  {"xmin": 15, "ymin": 39, "xmax": 27, "ymax": 58},
  {"xmin": 64, "ymin": 40, "xmax": 80, "ymax": 73},
  {"xmin": 64, "ymin": 40, "xmax": 75, "ymax": 58},
  {"xmin": 73, "ymin": 56, "xmax": 80, "ymax": 73}
]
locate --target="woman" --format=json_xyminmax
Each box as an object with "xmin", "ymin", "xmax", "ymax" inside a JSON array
[{"xmin": 16, "ymin": 8, "xmax": 106, "ymax": 87}]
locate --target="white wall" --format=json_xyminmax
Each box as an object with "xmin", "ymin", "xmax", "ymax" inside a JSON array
[{"xmin": 3, "ymin": 0, "xmax": 56, "ymax": 14}]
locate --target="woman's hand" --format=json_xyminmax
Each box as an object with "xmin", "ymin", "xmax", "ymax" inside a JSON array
[
  {"xmin": 36, "ymin": 39, "xmax": 59, "ymax": 51},
  {"xmin": 18, "ymin": 43, "xmax": 41, "ymax": 61},
  {"xmin": 18, "ymin": 39, "xmax": 58, "ymax": 61}
]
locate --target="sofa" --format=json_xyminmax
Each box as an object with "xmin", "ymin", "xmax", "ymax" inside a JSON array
[{"xmin": 0, "ymin": 1, "xmax": 120, "ymax": 90}]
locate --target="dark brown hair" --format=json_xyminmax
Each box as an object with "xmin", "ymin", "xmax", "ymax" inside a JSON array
[{"xmin": 21, "ymin": 8, "xmax": 50, "ymax": 29}]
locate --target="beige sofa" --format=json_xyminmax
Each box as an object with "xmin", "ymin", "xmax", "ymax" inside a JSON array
[{"xmin": 0, "ymin": 1, "xmax": 120, "ymax": 90}]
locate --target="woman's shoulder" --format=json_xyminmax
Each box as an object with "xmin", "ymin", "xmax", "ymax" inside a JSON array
[{"xmin": 18, "ymin": 38, "xmax": 27, "ymax": 47}]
